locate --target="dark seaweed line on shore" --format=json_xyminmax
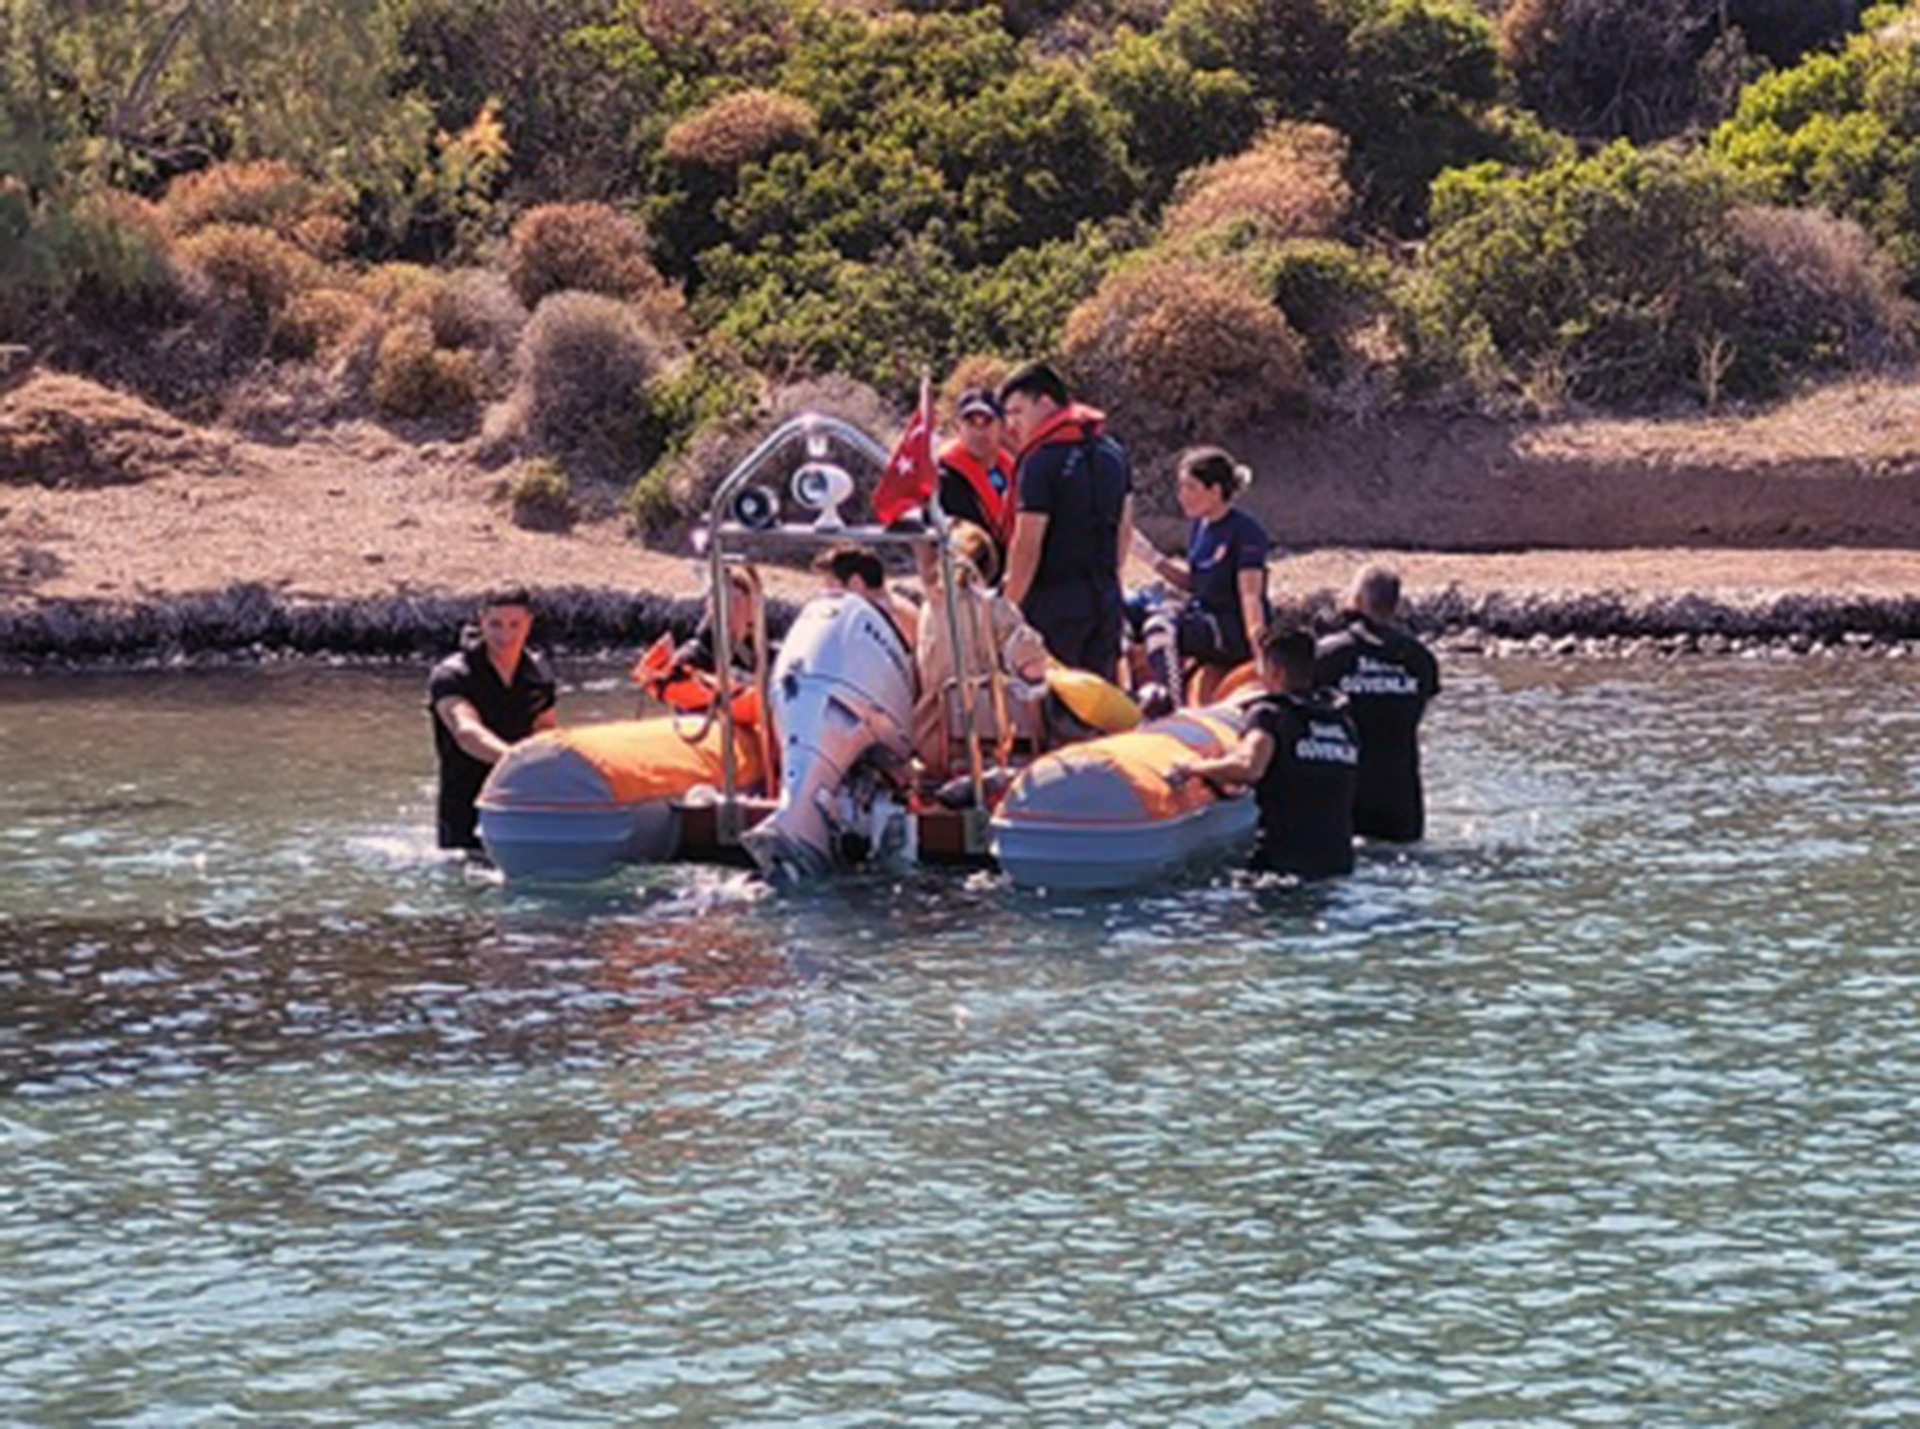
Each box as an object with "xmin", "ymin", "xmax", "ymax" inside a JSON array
[{"xmin": 3, "ymin": 581, "xmax": 1920, "ymax": 669}]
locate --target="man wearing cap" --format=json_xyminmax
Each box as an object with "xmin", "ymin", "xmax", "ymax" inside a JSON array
[
  {"xmin": 997, "ymin": 360, "xmax": 1135, "ymax": 682},
  {"xmin": 428, "ymin": 587, "xmax": 559, "ymax": 851},
  {"xmin": 937, "ymin": 387, "xmax": 1017, "ymax": 573}
]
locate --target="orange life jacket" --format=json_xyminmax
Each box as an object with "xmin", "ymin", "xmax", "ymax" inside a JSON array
[
  {"xmin": 937, "ymin": 438, "xmax": 1016, "ymax": 549},
  {"xmin": 630, "ymin": 632, "xmax": 762, "ymax": 726},
  {"xmin": 1016, "ymin": 402, "xmax": 1107, "ymax": 459}
]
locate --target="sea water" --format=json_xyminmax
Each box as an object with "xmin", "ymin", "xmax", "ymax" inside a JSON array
[{"xmin": 2, "ymin": 655, "xmax": 1918, "ymax": 1425}]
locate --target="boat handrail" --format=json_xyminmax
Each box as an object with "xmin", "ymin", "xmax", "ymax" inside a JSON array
[{"xmin": 698, "ymin": 412, "xmax": 990, "ymax": 852}]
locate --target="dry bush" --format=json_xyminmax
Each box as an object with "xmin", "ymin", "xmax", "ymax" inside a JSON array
[
  {"xmin": 271, "ymin": 287, "xmax": 378, "ymax": 360},
  {"xmin": 175, "ymin": 223, "xmax": 328, "ymax": 321},
  {"xmin": 1728, "ymin": 204, "xmax": 1918, "ymax": 371},
  {"xmin": 507, "ymin": 291, "xmax": 674, "ymax": 466},
  {"xmin": 662, "ymin": 88, "xmax": 818, "ymax": 171},
  {"xmin": 160, "ymin": 161, "xmax": 349, "ymax": 257},
  {"xmin": 505, "ymin": 203, "xmax": 671, "ymax": 309},
  {"xmin": 357, "ymin": 262, "xmax": 442, "ymax": 315},
  {"xmin": 424, "ymin": 268, "xmax": 527, "ymax": 351},
  {"xmin": 1061, "ymin": 257, "xmax": 1308, "ymax": 458},
  {"xmin": 370, "ymin": 321, "xmax": 482, "ymax": 421},
  {"xmin": 1161, "ymin": 123, "xmax": 1352, "ymax": 249}
]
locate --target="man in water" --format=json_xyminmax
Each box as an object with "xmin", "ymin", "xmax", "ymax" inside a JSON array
[
  {"xmin": 1169, "ymin": 627, "xmax": 1359, "ymax": 879},
  {"xmin": 1314, "ymin": 564, "xmax": 1440, "ymax": 842},
  {"xmin": 428, "ymin": 587, "xmax": 558, "ymax": 850},
  {"xmin": 997, "ymin": 360, "xmax": 1134, "ymax": 682}
]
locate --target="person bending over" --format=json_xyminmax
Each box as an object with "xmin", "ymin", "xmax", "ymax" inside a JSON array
[
  {"xmin": 1128, "ymin": 445, "xmax": 1271, "ymax": 714},
  {"xmin": 1314, "ymin": 564, "xmax": 1439, "ymax": 842},
  {"xmin": 1168, "ymin": 627, "xmax": 1358, "ymax": 880},
  {"xmin": 428, "ymin": 587, "xmax": 558, "ymax": 850}
]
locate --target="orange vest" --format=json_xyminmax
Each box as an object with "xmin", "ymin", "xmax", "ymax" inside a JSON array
[{"xmin": 937, "ymin": 438, "xmax": 1016, "ymax": 549}]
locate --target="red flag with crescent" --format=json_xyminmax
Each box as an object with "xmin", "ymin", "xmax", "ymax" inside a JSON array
[{"xmin": 873, "ymin": 377, "xmax": 936, "ymax": 525}]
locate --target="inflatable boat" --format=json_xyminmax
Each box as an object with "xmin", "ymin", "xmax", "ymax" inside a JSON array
[
  {"xmin": 472, "ymin": 409, "xmax": 1262, "ymax": 891},
  {"xmin": 477, "ymin": 715, "xmax": 766, "ymax": 882},
  {"xmin": 991, "ymin": 706, "xmax": 1258, "ymax": 890}
]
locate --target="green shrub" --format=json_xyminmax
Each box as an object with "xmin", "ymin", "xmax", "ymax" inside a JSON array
[
  {"xmin": 1502, "ymin": 0, "xmax": 1864, "ymax": 144},
  {"xmin": 702, "ymin": 232, "xmax": 964, "ymax": 397},
  {"xmin": 508, "ymin": 457, "xmax": 577, "ymax": 531},
  {"xmin": 370, "ymin": 321, "xmax": 483, "ymax": 420},
  {"xmin": 506, "ymin": 203, "xmax": 671, "ymax": 308},
  {"xmin": 1423, "ymin": 143, "xmax": 1749, "ymax": 404},
  {"xmin": 512, "ymin": 291, "xmax": 675, "ymax": 470},
  {"xmin": 1090, "ymin": 29, "xmax": 1259, "ymax": 207},
  {"xmin": 61, "ymin": 190, "xmax": 193, "ymax": 327},
  {"xmin": 1244, "ymin": 237, "xmax": 1404, "ymax": 388},
  {"xmin": 160, "ymin": 161, "xmax": 350, "ymax": 256},
  {"xmin": 1711, "ymin": 19, "xmax": 1920, "ymax": 287},
  {"xmin": 662, "ymin": 89, "xmax": 818, "ymax": 170},
  {"xmin": 1060, "ymin": 255, "xmax": 1308, "ymax": 457},
  {"xmin": 176, "ymin": 223, "xmax": 328, "ymax": 321},
  {"xmin": 950, "ymin": 219, "xmax": 1134, "ymax": 358}
]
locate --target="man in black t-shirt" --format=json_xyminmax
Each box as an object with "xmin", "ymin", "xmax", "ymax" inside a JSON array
[
  {"xmin": 998, "ymin": 361, "xmax": 1134, "ymax": 681},
  {"xmin": 1169, "ymin": 627, "xmax": 1359, "ymax": 879},
  {"xmin": 427, "ymin": 588, "xmax": 558, "ymax": 850},
  {"xmin": 1314, "ymin": 565, "xmax": 1439, "ymax": 842}
]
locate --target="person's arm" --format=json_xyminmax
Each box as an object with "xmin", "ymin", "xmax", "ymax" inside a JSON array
[
  {"xmin": 1004, "ymin": 510, "xmax": 1048, "ymax": 606},
  {"xmin": 887, "ymin": 589, "xmax": 920, "ymax": 648},
  {"xmin": 1237, "ymin": 567, "xmax": 1267, "ymax": 668},
  {"xmin": 1114, "ymin": 494, "xmax": 1135, "ymax": 587},
  {"xmin": 532, "ymin": 707, "xmax": 558, "ymax": 734},
  {"xmin": 1169, "ymin": 727, "xmax": 1274, "ymax": 790},
  {"xmin": 1130, "ymin": 526, "xmax": 1189, "ymax": 591},
  {"xmin": 435, "ymin": 694, "xmax": 514, "ymax": 765}
]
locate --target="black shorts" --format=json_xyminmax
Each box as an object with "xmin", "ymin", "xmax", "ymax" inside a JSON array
[{"xmin": 1027, "ymin": 588, "xmax": 1122, "ymax": 682}]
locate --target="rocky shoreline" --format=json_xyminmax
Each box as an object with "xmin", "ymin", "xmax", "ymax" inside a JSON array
[{"xmin": 4, "ymin": 578, "xmax": 1917, "ymax": 672}]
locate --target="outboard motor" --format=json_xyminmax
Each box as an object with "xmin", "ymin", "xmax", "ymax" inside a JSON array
[{"xmin": 741, "ymin": 590, "xmax": 916, "ymax": 882}]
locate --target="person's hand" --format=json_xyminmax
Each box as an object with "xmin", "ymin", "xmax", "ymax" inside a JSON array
[{"xmin": 1166, "ymin": 760, "xmax": 1193, "ymax": 787}]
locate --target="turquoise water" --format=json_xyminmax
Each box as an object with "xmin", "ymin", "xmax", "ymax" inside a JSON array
[{"xmin": 3, "ymin": 655, "xmax": 1919, "ymax": 1425}]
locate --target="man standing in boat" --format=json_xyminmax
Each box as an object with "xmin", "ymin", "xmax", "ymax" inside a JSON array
[
  {"xmin": 1168, "ymin": 627, "xmax": 1359, "ymax": 879},
  {"xmin": 1314, "ymin": 564, "xmax": 1440, "ymax": 843},
  {"xmin": 936, "ymin": 386, "xmax": 1017, "ymax": 576},
  {"xmin": 428, "ymin": 587, "xmax": 558, "ymax": 851},
  {"xmin": 998, "ymin": 361, "xmax": 1134, "ymax": 682}
]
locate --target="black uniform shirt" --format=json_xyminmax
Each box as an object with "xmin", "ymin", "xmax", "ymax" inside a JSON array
[
  {"xmin": 1314, "ymin": 616, "xmax": 1439, "ymax": 841},
  {"xmin": 1248, "ymin": 689, "xmax": 1360, "ymax": 879},
  {"xmin": 427, "ymin": 640, "xmax": 557, "ymax": 849}
]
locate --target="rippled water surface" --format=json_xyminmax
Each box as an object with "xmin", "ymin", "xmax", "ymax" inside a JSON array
[{"xmin": 4, "ymin": 656, "xmax": 1919, "ymax": 1425}]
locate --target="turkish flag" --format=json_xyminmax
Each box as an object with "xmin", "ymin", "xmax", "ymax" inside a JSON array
[{"xmin": 873, "ymin": 378, "xmax": 936, "ymax": 526}]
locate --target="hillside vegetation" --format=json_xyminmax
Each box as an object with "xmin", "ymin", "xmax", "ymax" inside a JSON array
[{"xmin": 1, "ymin": 0, "xmax": 1914, "ymax": 528}]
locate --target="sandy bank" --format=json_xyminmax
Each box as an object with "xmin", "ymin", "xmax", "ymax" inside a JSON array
[{"xmin": 3, "ymin": 367, "xmax": 1917, "ymax": 664}]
